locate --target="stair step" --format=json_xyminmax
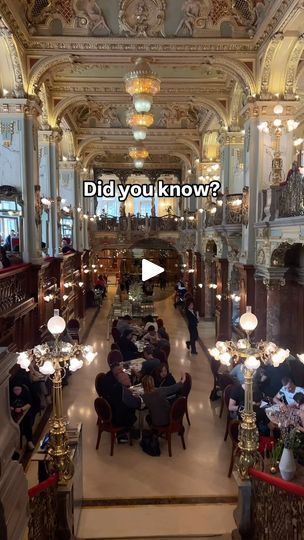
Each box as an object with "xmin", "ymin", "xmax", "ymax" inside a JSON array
[{"xmin": 77, "ymin": 504, "xmax": 235, "ymax": 539}]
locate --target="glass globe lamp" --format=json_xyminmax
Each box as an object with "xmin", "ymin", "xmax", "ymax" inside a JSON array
[
  {"xmin": 134, "ymin": 159, "xmax": 144, "ymax": 169},
  {"xmin": 132, "ymin": 126, "xmax": 147, "ymax": 141},
  {"xmin": 47, "ymin": 309, "xmax": 66, "ymax": 336},
  {"xmin": 133, "ymin": 93, "xmax": 153, "ymax": 113},
  {"xmin": 240, "ymin": 306, "xmax": 258, "ymax": 334}
]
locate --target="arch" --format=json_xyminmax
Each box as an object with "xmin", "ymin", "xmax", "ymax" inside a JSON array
[
  {"xmin": 258, "ymin": 32, "xmax": 285, "ymax": 95},
  {"xmin": 201, "ymin": 57, "xmax": 256, "ymax": 96},
  {"xmin": 175, "ymin": 138, "xmax": 200, "ymax": 159},
  {"xmin": 28, "ymin": 54, "xmax": 79, "ymax": 94},
  {"xmin": 169, "ymin": 152, "xmax": 191, "ymax": 170},
  {"xmin": 284, "ymin": 34, "xmax": 304, "ymax": 96},
  {"xmin": 53, "ymin": 94, "xmax": 91, "ymax": 124},
  {"xmin": 0, "ymin": 21, "xmax": 25, "ymax": 97},
  {"xmin": 191, "ymin": 97, "xmax": 229, "ymax": 129},
  {"xmin": 76, "ymin": 137, "xmax": 103, "ymax": 157}
]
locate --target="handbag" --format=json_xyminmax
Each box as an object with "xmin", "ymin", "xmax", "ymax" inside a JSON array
[{"xmin": 140, "ymin": 430, "xmax": 161, "ymax": 456}]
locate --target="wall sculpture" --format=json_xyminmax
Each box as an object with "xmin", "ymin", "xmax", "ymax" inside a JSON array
[{"xmin": 118, "ymin": 0, "xmax": 166, "ymax": 37}]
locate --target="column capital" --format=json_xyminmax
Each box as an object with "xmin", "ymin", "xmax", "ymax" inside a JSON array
[
  {"xmin": 218, "ymin": 129, "xmax": 244, "ymax": 146},
  {"xmin": 255, "ymin": 266, "xmax": 287, "ymax": 289},
  {"xmin": 242, "ymin": 100, "xmax": 298, "ymax": 122},
  {"xmin": 59, "ymin": 159, "xmax": 81, "ymax": 171},
  {"xmin": 39, "ymin": 126, "xmax": 63, "ymax": 144},
  {"xmin": 0, "ymin": 97, "xmax": 42, "ymax": 117}
]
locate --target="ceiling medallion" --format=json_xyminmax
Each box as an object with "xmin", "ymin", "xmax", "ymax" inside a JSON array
[
  {"xmin": 118, "ymin": 0, "xmax": 167, "ymax": 37},
  {"xmin": 125, "ymin": 58, "xmax": 161, "ymax": 113}
]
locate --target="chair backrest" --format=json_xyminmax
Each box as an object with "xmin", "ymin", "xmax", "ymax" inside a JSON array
[
  {"xmin": 112, "ymin": 327, "xmax": 120, "ymax": 343},
  {"xmin": 181, "ymin": 372, "xmax": 192, "ymax": 398},
  {"xmin": 94, "ymin": 397, "xmax": 112, "ymax": 424},
  {"xmin": 223, "ymin": 384, "xmax": 234, "ymax": 408},
  {"xmin": 229, "ymin": 420, "xmax": 240, "ymax": 443},
  {"xmin": 170, "ymin": 396, "xmax": 187, "ymax": 424},
  {"xmin": 218, "ymin": 373, "xmax": 235, "ymax": 391},
  {"xmin": 95, "ymin": 372, "xmax": 106, "ymax": 397},
  {"xmin": 67, "ymin": 318, "xmax": 80, "ymax": 330}
]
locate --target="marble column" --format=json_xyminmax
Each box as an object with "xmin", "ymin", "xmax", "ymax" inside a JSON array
[
  {"xmin": 219, "ymin": 130, "xmax": 244, "ymax": 193},
  {"xmin": 204, "ymin": 257, "xmax": 214, "ymax": 320},
  {"xmin": 39, "ymin": 128, "xmax": 62, "ymax": 257},
  {"xmin": 0, "ymin": 349, "xmax": 28, "ymax": 540},
  {"xmin": 59, "ymin": 160, "xmax": 83, "ymax": 252},
  {"xmin": 216, "ymin": 258, "xmax": 232, "ymax": 340},
  {"xmin": 263, "ymin": 268, "xmax": 287, "ymax": 344}
]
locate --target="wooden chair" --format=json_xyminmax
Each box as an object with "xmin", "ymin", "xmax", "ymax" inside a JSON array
[
  {"xmin": 95, "ymin": 372, "xmax": 106, "ymax": 397},
  {"xmin": 228, "ymin": 420, "xmax": 240, "ymax": 477},
  {"xmin": 67, "ymin": 319, "xmax": 80, "ymax": 342},
  {"xmin": 218, "ymin": 374, "xmax": 236, "ymax": 418},
  {"xmin": 94, "ymin": 397, "xmax": 132, "ymax": 456},
  {"xmin": 181, "ymin": 372, "xmax": 192, "ymax": 426},
  {"xmin": 223, "ymin": 384, "xmax": 234, "ymax": 441},
  {"xmin": 112, "ymin": 327, "xmax": 120, "ymax": 344},
  {"xmin": 152, "ymin": 396, "xmax": 187, "ymax": 457}
]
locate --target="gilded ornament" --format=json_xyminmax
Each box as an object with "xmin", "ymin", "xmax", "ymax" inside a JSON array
[{"xmin": 118, "ymin": 0, "xmax": 166, "ymax": 37}]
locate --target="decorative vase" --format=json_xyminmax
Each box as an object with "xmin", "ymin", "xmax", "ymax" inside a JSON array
[{"xmin": 279, "ymin": 447, "xmax": 296, "ymax": 481}]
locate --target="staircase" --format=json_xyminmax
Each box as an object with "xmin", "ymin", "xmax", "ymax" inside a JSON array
[{"xmin": 76, "ymin": 501, "xmax": 235, "ymax": 539}]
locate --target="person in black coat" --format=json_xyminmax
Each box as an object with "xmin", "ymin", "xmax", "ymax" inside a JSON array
[
  {"xmin": 118, "ymin": 329, "xmax": 140, "ymax": 362},
  {"xmin": 185, "ymin": 300, "xmax": 199, "ymax": 354},
  {"xmin": 98, "ymin": 370, "xmax": 140, "ymax": 428}
]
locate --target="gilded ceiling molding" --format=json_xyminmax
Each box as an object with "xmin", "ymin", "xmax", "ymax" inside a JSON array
[
  {"xmin": 201, "ymin": 56, "xmax": 256, "ymax": 95},
  {"xmin": 76, "ymin": 136, "xmax": 103, "ymax": 157},
  {"xmin": 254, "ymin": 0, "xmax": 300, "ymax": 49},
  {"xmin": 259, "ymin": 32, "xmax": 284, "ymax": 96},
  {"xmin": 0, "ymin": 22, "xmax": 25, "ymax": 97},
  {"xmin": 175, "ymin": 138, "xmax": 200, "ymax": 159},
  {"xmin": 284, "ymin": 33, "xmax": 304, "ymax": 97},
  {"xmin": 28, "ymin": 54, "xmax": 81, "ymax": 94},
  {"xmin": 118, "ymin": 0, "xmax": 166, "ymax": 37},
  {"xmin": 169, "ymin": 152, "xmax": 191, "ymax": 170},
  {"xmin": 190, "ymin": 97, "xmax": 228, "ymax": 128}
]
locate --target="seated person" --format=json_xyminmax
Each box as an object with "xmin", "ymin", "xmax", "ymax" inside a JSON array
[
  {"xmin": 141, "ymin": 346, "xmax": 161, "ymax": 376},
  {"xmin": 142, "ymin": 374, "xmax": 185, "ymax": 427},
  {"xmin": 10, "ymin": 381, "xmax": 34, "ymax": 450},
  {"xmin": 118, "ymin": 329, "xmax": 140, "ymax": 362},
  {"xmin": 229, "ymin": 382, "xmax": 274, "ymax": 436},
  {"xmin": 273, "ymin": 377, "xmax": 304, "ymax": 407},
  {"xmin": 143, "ymin": 316, "xmax": 158, "ymax": 333},
  {"xmin": 62, "ymin": 238, "xmax": 75, "ymax": 254},
  {"xmin": 154, "ymin": 363, "xmax": 176, "ymax": 388},
  {"xmin": 156, "ymin": 319, "xmax": 169, "ymax": 341},
  {"xmin": 257, "ymin": 364, "xmax": 290, "ymax": 399},
  {"xmin": 143, "ymin": 325, "xmax": 159, "ymax": 345},
  {"xmin": 107, "ymin": 350, "xmax": 131, "ymax": 387},
  {"xmin": 117, "ymin": 315, "xmax": 141, "ymax": 337},
  {"xmin": 230, "ymin": 362, "xmax": 245, "ymax": 384},
  {"xmin": 0, "ymin": 246, "xmax": 11, "ymax": 268},
  {"xmin": 98, "ymin": 369, "xmax": 140, "ymax": 432},
  {"xmin": 294, "ymin": 393, "xmax": 304, "ymax": 431}
]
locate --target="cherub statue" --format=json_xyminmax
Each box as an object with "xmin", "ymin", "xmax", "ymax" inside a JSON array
[
  {"xmin": 74, "ymin": 0, "xmax": 111, "ymax": 34},
  {"xmin": 175, "ymin": 0, "xmax": 210, "ymax": 36}
]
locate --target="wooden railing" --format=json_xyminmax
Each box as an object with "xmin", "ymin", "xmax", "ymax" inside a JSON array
[
  {"xmin": 28, "ymin": 474, "xmax": 59, "ymax": 540},
  {"xmin": 249, "ymin": 468, "xmax": 304, "ymax": 539}
]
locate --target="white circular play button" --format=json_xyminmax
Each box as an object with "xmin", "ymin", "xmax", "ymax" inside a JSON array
[{"xmin": 142, "ymin": 259, "xmax": 164, "ymax": 282}]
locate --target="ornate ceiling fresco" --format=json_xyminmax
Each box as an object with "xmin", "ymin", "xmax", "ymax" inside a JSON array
[
  {"xmin": 0, "ymin": 0, "xmax": 304, "ymax": 172},
  {"xmin": 23, "ymin": 0, "xmax": 269, "ymax": 38}
]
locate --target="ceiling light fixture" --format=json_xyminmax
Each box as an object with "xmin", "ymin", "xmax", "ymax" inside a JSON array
[{"xmin": 125, "ymin": 58, "xmax": 161, "ymax": 114}]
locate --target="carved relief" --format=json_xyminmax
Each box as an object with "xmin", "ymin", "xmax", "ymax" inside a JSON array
[
  {"xmin": 118, "ymin": 0, "xmax": 166, "ymax": 37},
  {"xmin": 256, "ymin": 248, "xmax": 266, "ymax": 265},
  {"xmin": 260, "ymin": 32, "xmax": 284, "ymax": 95},
  {"xmin": 284, "ymin": 33, "xmax": 304, "ymax": 96},
  {"xmin": 175, "ymin": 0, "xmax": 211, "ymax": 36},
  {"xmin": 25, "ymin": 0, "xmax": 53, "ymax": 25},
  {"xmin": 156, "ymin": 105, "xmax": 207, "ymax": 129},
  {"xmin": 70, "ymin": 102, "xmax": 122, "ymax": 128},
  {"xmin": 73, "ymin": 0, "xmax": 111, "ymax": 34}
]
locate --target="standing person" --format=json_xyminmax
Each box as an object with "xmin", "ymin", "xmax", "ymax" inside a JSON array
[
  {"xmin": 185, "ymin": 300, "xmax": 199, "ymax": 355},
  {"xmin": 0, "ymin": 246, "xmax": 11, "ymax": 268}
]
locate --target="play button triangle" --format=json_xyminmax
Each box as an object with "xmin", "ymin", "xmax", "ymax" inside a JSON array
[{"xmin": 142, "ymin": 259, "xmax": 164, "ymax": 282}]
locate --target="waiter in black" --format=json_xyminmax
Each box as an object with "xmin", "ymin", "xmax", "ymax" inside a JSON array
[{"xmin": 185, "ymin": 299, "xmax": 199, "ymax": 355}]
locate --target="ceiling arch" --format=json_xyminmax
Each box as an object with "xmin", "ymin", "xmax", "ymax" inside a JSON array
[{"xmin": 0, "ymin": 20, "xmax": 25, "ymax": 97}]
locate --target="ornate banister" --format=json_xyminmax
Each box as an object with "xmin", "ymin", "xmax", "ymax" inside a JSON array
[
  {"xmin": 28, "ymin": 474, "xmax": 59, "ymax": 540},
  {"xmin": 249, "ymin": 468, "xmax": 304, "ymax": 539}
]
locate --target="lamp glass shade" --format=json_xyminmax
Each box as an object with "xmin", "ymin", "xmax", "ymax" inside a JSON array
[
  {"xmin": 47, "ymin": 309, "xmax": 66, "ymax": 336},
  {"xmin": 134, "ymin": 94, "xmax": 153, "ymax": 113},
  {"xmin": 245, "ymin": 356, "xmax": 260, "ymax": 371},
  {"xmin": 17, "ymin": 352, "xmax": 31, "ymax": 371},
  {"xmin": 69, "ymin": 357, "xmax": 83, "ymax": 372},
  {"xmin": 134, "ymin": 159, "xmax": 144, "ymax": 169},
  {"xmin": 240, "ymin": 306, "xmax": 258, "ymax": 333},
  {"xmin": 39, "ymin": 360, "xmax": 55, "ymax": 376},
  {"xmin": 133, "ymin": 127, "xmax": 147, "ymax": 141}
]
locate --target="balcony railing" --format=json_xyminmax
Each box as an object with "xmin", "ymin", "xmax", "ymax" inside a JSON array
[
  {"xmin": 28, "ymin": 474, "xmax": 59, "ymax": 540},
  {"xmin": 96, "ymin": 214, "xmax": 187, "ymax": 233},
  {"xmin": 259, "ymin": 169, "xmax": 304, "ymax": 221},
  {"xmin": 249, "ymin": 468, "xmax": 304, "ymax": 540},
  {"xmin": 206, "ymin": 190, "xmax": 248, "ymax": 227}
]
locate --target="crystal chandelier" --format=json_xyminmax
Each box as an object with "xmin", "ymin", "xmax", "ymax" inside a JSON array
[
  {"xmin": 126, "ymin": 108, "xmax": 154, "ymax": 129},
  {"xmin": 209, "ymin": 306, "xmax": 290, "ymax": 479},
  {"xmin": 129, "ymin": 145, "xmax": 149, "ymax": 161},
  {"xmin": 17, "ymin": 310, "xmax": 97, "ymax": 481},
  {"xmin": 125, "ymin": 58, "xmax": 161, "ymax": 113}
]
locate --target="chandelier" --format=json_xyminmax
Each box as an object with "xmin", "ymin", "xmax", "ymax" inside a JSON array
[
  {"xmin": 125, "ymin": 58, "xmax": 161, "ymax": 114},
  {"xmin": 129, "ymin": 145, "xmax": 149, "ymax": 160},
  {"xmin": 209, "ymin": 306, "xmax": 290, "ymax": 479},
  {"xmin": 126, "ymin": 108, "xmax": 154, "ymax": 129},
  {"xmin": 17, "ymin": 310, "xmax": 97, "ymax": 481},
  {"xmin": 258, "ymin": 104, "xmax": 299, "ymax": 186}
]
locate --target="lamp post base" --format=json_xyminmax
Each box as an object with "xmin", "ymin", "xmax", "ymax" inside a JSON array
[{"xmin": 45, "ymin": 417, "xmax": 74, "ymax": 483}]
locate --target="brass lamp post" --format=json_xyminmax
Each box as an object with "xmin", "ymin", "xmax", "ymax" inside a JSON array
[
  {"xmin": 17, "ymin": 310, "xmax": 97, "ymax": 482},
  {"xmin": 209, "ymin": 306, "xmax": 290, "ymax": 480}
]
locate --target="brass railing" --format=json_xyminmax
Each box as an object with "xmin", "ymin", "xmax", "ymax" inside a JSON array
[
  {"xmin": 28, "ymin": 474, "xmax": 59, "ymax": 540},
  {"xmin": 249, "ymin": 468, "xmax": 304, "ymax": 540}
]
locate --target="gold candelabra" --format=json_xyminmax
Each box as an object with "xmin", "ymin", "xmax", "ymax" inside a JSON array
[
  {"xmin": 209, "ymin": 306, "xmax": 290, "ymax": 480},
  {"xmin": 17, "ymin": 310, "xmax": 96, "ymax": 482}
]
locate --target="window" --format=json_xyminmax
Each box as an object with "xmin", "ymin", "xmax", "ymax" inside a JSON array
[{"xmin": 0, "ymin": 199, "xmax": 21, "ymax": 250}]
